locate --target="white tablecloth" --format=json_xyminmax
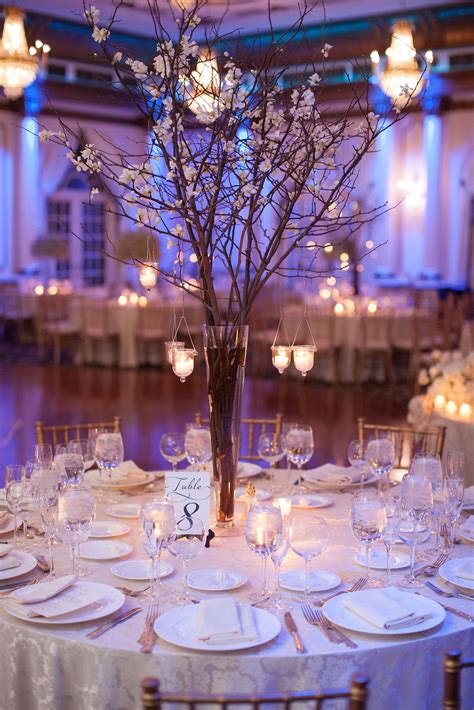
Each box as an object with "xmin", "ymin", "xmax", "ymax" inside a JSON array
[{"xmin": 0, "ymin": 478, "xmax": 472, "ymax": 710}]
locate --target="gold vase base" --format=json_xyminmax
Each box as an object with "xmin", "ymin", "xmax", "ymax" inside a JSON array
[{"xmin": 213, "ymin": 520, "xmax": 245, "ymax": 537}]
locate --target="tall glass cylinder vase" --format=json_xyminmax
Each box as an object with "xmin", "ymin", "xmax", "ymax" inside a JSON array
[{"xmin": 203, "ymin": 325, "xmax": 249, "ymax": 529}]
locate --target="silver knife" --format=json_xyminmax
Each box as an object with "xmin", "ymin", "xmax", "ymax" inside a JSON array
[
  {"xmin": 87, "ymin": 607, "xmax": 142, "ymax": 639},
  {"xmin": 284, "ymin": 612, "xmax": 307, "ymax": 654}
]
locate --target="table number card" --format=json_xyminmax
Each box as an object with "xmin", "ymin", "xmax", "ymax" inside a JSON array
[{"xmin": 165, "ymin": 471, "xmax": 211, "ymax": 532}]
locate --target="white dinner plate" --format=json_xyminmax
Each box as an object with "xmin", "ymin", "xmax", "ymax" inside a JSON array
[
  {"xmin": 105, "ymin": 503, "xmax": 141, "ymax": 519},
  {"xmin": 235, "ymin": 487, "xmax": 271, "ymax": 503},
  {"xmin": 84, "ymin": 470, "xmax": 154, "ymax": 490},
  {"xmin": 89, "ymin": 521, "xmax": 131, "ymax": 538},
  {"xmin": 79, "ymin": 541, "xmax": 133, "ymax": 560},
  {"xmin": 303, "ymin": 472, "xmax": 378, "ymax": 491},
  {"xmin": 287, "ymin": 494, "xmax": 332, "ymax": 509},
  {"xmin": 459, "ymin": 529, "xmax": 474, "ymax": 544},
  {"xmin": 237, "ymin": 462, "xmax": 263, "ymax": 479},
  {"xmin": 187, "ymin": 569, "xmax": 247, "ymax": 592},
  {"xmin": 279, "ymin": 569, "xmax": 341, "ymax": 593},
  {"xmin": 154, "ymin": 603, "xmax": 281, "ymax": 651},
  {"xmin": 111, "ymin": 559, "xmax": 174, "ymax": 581},
  {"xmin": 3, "ymin": 581, "xmax": 125, "ymax": 625},
  {"xmin": 439, "ymin": 559, "xmax": 474, "ymax": 592},
  {"xmin": 0, "ymin": 513, "xmax": 22, "ymax": 535},
  {"xmin": 323, "ymin": 590, "xmax": 445, "ymax": 636},
  {"xmin": 353, "ymin": 548, "xmax": 410, "ymax": 570},
  {"xmin": 0, "ymin": 551, "xmax": 37, "ymax": 581}
]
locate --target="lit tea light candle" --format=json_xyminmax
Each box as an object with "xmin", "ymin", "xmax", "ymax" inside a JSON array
[
  {"xmin": 165, "ymin": 340, "xmax": 184, "ymax": 364},
  {"xmin": 172, "ymin": 348, "xmax": 196, "ymax": 382},
  {"xmin": 139, "ymin": 263, "xmax": 158, "ymax": 290},
  {"xmin": 34, "ymin": 284, "xmax": 44, "ymax": 295},
  {"xmin": 129, "ymin": 292, "xmax": 139, "ymax": 305},
  {"xmin": 459, "ymin": 402, "xmax": 472, "ymax": 420},
  {"xmin": 445, "ymin": 400, "xmax": 457, "ymax": 417},
  {"xmin": 434, "ymin": 394, "xmax": 446, "ymax": 412},
  {"xmin": 367, "ymin": 300, "xmax": 378, "ymax": 314},
  {"xmin": 334, "ymin": 302, "xmax": 344, "ymax": 316},
  {"xmin": 293, "ymin": 345, "xmax": 317, "ymax": 377},
  {"xmin": 271, "ymin": 345, "xmax": 291, "ymax": 374},
  {"xmin": 138, "ymin": 296, "xmax": 148, "ymax": 307},
  {"xmin": 117, "ymin": 294, "xmax": 128, "ymax": 306},
  {"xmin": 48, "ymin": 285, "xmax": 58, "ymax": 295}
]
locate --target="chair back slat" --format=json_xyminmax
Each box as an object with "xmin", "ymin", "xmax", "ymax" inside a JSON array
[
  {"xmin": 194, "ymin": 414, "xmax": 283, "ymax": 461},
  {"xmin": 443, "ymin": 650, "xmax": 474, "ymax": 710},
  {"xmin": 141, "ymin": 675, "xmax": 369, "ymax": 710},
  {"xmin": 36, "ymin": 417, "xmax": 121, "ymax": 446},
  {"xmin": 357, "ymin": 418, "xmax": 446, "ymax": 470}
]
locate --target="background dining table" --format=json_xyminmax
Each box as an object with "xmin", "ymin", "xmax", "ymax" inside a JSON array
[{"xmin": 0, "ymin": 473, "xmax": 472, "ymax": 710}]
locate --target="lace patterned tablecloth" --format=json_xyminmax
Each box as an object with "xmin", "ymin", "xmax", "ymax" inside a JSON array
[{"xmin": 0, "ymin": 478, "xmax": 472, "ymax": 710}]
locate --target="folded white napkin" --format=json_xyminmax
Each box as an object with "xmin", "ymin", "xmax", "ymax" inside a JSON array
[
  {"xmin": 0, "ymin": 544, "xmax": 13, "ymax": 557},
  {"xmin": 305, "ymin": 464, "xmax": 360, "ymax": 486},
  {"xmin": 343, "ymin": 587, "xmax": 431, "ymax": 630},
  {"xmin": 464, "ymin": 486, "xmax": 474, "ymax": 507},
  {"xmin": 455, "ymin": 559, "xmax": 474, "ymax": 581},
  {"xmin": 196, "ymin": 599, "xmax": 259, "ymax": 645},
  {"xmin": 8, "ymin": 574, "xmax": 76, "ymax": 604},
  {"xmin": 0, "ymin": 556, "xmax": 21, "ymax": 571}
]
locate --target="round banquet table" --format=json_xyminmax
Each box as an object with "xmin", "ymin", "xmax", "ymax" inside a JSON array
[{"xmin": 0, "ymin": 476, "xmax": 472, "ymax": 710}]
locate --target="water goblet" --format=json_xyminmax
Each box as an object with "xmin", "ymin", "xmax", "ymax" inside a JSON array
[
  {"xmin": 5, "ymin": 465, "xmax": 25, "ymax": 548},
  {"xmin": 68, "ymin": 439, "xmax": 93, "ymax": 475},
  {"xmin": 34, "ymin": 443, "xmax": 53, "ymax": 466},
  {"xmin": 258, "ymin": 433, "xmax": 286, "ymax": 493},
  {"xmin": 19, "ymin": 479, "xmax": 38, "ymax": 549},
  {"xmin": 94, "ymin": 431, "xmax": 124, "ymax": 501},
  {"xmin": 55, "ymin": 448, "xmax": 85, "ymax": 489},
  {"xmin": 140, "ymin": 500, "xmax": 176, "ymax": 601},
  {"xmin": 381, "ymin": 494, "xmax": 400, "ymax": 586},
  {"xmin": 350, "ymin": 490, "xmax": 386, "ymax": 586},
  {"xmin": 58, "ymin": 489, "xmax": 96, "ymax": 576},
  {"xmin": 185, "ymin": 425, "xmax": 212, "ymax": 471},
  {"xmin": 160, "ymin": 433, "xmax": 186, "ymax": 472},
  {"xmin": 366, "ymin": 436, "xmax": 395, "ymax": 489},
  {"xmin": 269, "ymin": 530, "xmax": 290, "ymax": 610},
  {"xmin": 446, "ymin": 450, "xmax": 465, "ymax": 481},
  {"xmin": 397, "ymin": 474, "xmax": 433, "ymax": 589},
  {"xmin": 284, "ymin": 425, "xmax": 314, "ymax": 494},
  {"xmin": 245, "ymin": 504, "xmax": 282, "ymax": 602},
  {"xmin": 443, "ymin": 476, "xmax": 464, "ymax": 553},
  {"xmin": 169, "ymin": 517, "xmax": 206, "ymax": 603},
  {"xmin": 410, "ymin": 453, "xmax": 444, "ymax": 553},
  {"xmin": 281, "ymin": 421, "xmax": 298, "ymax": 494},
  {"xmin": 37, "ymin": 474, "xmax": 60, "ymax": 578},
  {"xmin": 347, "ymin": 439, "xmax": 369, "ymax": 489},
  {"xmin": 289, "ymin": 515, "xmax": 329, "ymax": 599}
]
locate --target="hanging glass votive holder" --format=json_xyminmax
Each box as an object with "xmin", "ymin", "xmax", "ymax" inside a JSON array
[
  {"xmin": 165, "ymin": 340, "xmax": 184, "ymax": 364},
  {"xmin": 293, "ymin": 345, "xmax": 317, "ymax": 377},
  {"xmin": 271, "ymin": 345, "xmax": 292, "ymax": 374},
  {"xmin": 172, "ymin": 347, "xmax": 197, "ymax": 383},
  {"xmin": 139, "ymin": 263, "xmax": 158, "ymax": 290}
]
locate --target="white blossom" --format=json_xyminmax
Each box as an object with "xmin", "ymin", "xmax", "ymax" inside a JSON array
[
  {"xmin": 321, "ymin": 43, "xmax": 333, "ymax": 58},
  {"xmin": 39, "ymin": 129, "xmax": 53, "ymax": 142},
  {"xmin": 126, "ymin": 59, "xmax": 148, "ymax": 79},
  {"xmin": 84, "ymin": 5, "xmax": 100, "ymax": 24},
  {"xmin": 308, "ymin": 72, "xmax": 321, "ymax": 86},
  {"xmin": 171, "ymin": 224, "xmax": 184, "ymax": 237},
  {"xmin": 92, "ymin": 26, "xmax": 110, "ymax": 44},
  {"xmin": 112, "ymin": 52, "xmax": 123, "ymax": 64}
]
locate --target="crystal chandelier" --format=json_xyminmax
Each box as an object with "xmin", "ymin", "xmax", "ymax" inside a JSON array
[
  {"xmin": 370, "ymin": 20, "xmax": 432, "ymax": 106},
  {"xmin": 0, "ymin": 8, "xmax": 50, "ymax": 100}
]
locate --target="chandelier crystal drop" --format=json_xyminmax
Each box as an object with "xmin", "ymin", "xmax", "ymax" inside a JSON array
[{"xmin": 0, "ymin": 8, "xmax": 50, "ymax": 100}]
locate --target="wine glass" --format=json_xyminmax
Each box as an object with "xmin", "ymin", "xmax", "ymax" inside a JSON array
[
  {"xmin": 36, "ymin": 473, "xmax": 60, "ymax": 578},
  {"xmin": 443, "ymin": 476, "xmax": 464, "ymax": 553},
  {"xmin": 284, "ymin": 425, "xmax": 314, "ymax": 494},
  {"xmin": 281, "ymin": 421, "xmax": 298, "ymax": 493},
  {"xmin": 34, "ymin": 443, "xmax": 53, "ymax": 466},
  {"xmin": 58, "ymin": 489, "xmax": 96, "ymax": 576},
  {"xmin": 68, "ymin": 439, "xmax": 94, "ymax": 471},
  {"xmin": 94, "ymin": 431, "xmax": 124, "ymax": 500},
  {"xmin": 160, "ymin": 433, "xmax": 186, "ymax": 472},
  {"xmin": 184, "ymin": 425, "xmax": 212, "ymax": 470},
  {"xmin": 365, "ymin": 436, "xmax": 395, "ymax": 488},
  {"xmin": 18, "ymin": 479, "xmax": 38, "ymax": 549},
  {"xmin": 169, "ymin": 516, "xmax": 206, "ymax": 603},
  {"xmin": 245, "ymin": 504, "xmax": 282, "ymax": 602},
  {"xmin": 347, "ymin": 439, "xmax": 368, "ymax": 489},
  {"xmin": 140, "ymin": 500, "xmax": 176, "ymax": 601},
  {"xmin": 5, "ymin": 465, "xmax": 25, "ymax": 548},
  {"xmin": 350, "ymin": 490, "xmax": 386, "ymax": 585},
  {"xmin": 381, "ymin": 494, "xmax": 400, "ymax": 586},
  {"xmin": 397, "ymin": 474, "xmax": 433, "ymax": 589},
  {"xmin": 410, "ymin": 453, "xmax": 444, "ymax": 553},
  {"xmin": 258, "ymin": 433, "xmax": 286, "ymax": 493},
  {"xmin": 55, "ymin": 448, "xmax": 85, "ymax": 488},
  {"xmin": 289, "ymin": 515, "xmax": 329, "ymax": 599},
  {"xmin": 446, "ymin": 450, "xmax": 465, "ymax": 480},
  {"xmin": 270, "ymin": 529, "xmax": 290, "ymax": 610}
]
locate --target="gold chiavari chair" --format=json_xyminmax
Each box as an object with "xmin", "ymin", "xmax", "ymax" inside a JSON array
[
  {"xmin": 443, "ymin": 650, "xmax": 474, "ymax": 710},
  {"xmin": 141, "ymin": 675, "xmax": 370, "ymax": 710},
  {"xmin": 194, "ymin": 413, "xmax": 283, "ymax": 461},
  {"xmin": 35, "ymin": 417, "xmax": 121, "ymax": 447},
  {"xmin": 357, "ymin": 417, "xmax": 446, "ymax": 470}
]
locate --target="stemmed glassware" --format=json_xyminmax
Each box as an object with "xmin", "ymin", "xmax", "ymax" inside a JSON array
[
  {"xmin": 19, "ymin": 479, "xmax": 38, "ymax": 549},
  {"xmin": 410, "ymin": 453, "xmax": 444, "ymax": 553},
  {"xmin": 350, "ymin": 490, "xmax": 386, "ymax": 586},
  {"xmin": 36, "ymin": 473, "xmax": 60, "ymax": 578},
  {"xmin": 245, "ymin": 504, "xmax": 282, "ymax": 602},
  {"xmin": 381, "ymin": 494, "xmax": 400, "ymax": 586},
  {"xmin": 160, "ymin": 433, "xmax": 186, "ymax": 472},
  {"xmin": 258, "ymin": 433, "xmax": 286, "ymax": 493},
  {"xmin": 68, "ymin": 439, "xmax": 94, "ymax": 472},
  {"xmin": 55, "ymin": 445, "xmax": 84, "ymax": 489},
  {"xmin": 5, "ymin": 465, "xmax": 25, "ymax": 548},
  {"xmin": 347, "ymin": 439, "xmax": 368, "ymax": 489},
  {"xmin": 281, "ymin": 421, "xmax": 298, "ymax": 494},
  {"xmin": 269, "ymin": 530, "xmax": 290, "ymax": 610},
  {"xmin": 58, "ymin": 489, "xmax": 96, "ymax": 576},
  {"xmin": 94, "ymin": 430, "xmax": 124, "ymax": 501},
  {"xmin": 184, "ymin": 425, "xmax": 212, "ymax": 470},
  {"xmin": 284, "ymin": 424, "xmax": 314, "ymax": 495},
  {"xmin": 289, "ymin": 515, "xmax": 329, "ymax": 599},
  {"xmin": 444, "ymin": 451, "xmax": 464, "ymax": 553},
  {"xmin": 169, "ymin": 517, "xmax": 206, "ymax": 604},
  {"xmin": 34, "ymin": 444, "xmax": 53, "ymax": 466},
  {"xmin": 140, "ymin": 500, "xmax": 176, "ymax": 601},
  {"xmin": 397, "ymin": 474, "xmax": 433, "ymax": 589},
  {"xmin": 365, "ymin": 435, "xmax": 395, "ymax": 488}
]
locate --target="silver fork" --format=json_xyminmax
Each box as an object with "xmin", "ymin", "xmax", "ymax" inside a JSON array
[
  {"xmin": 314, "ymin": 577, "xmax": 367, "ymax": 606},
  {"xmin": 0, "ymin": 571, "xmax": 44, "ymax": 597},
  {"xmin": 414, "ymin": 551, "xmax": 449, "ymax": 578},
  {"xmin": 138, "ymin": 602, "xmax": 159, "ymax": 649},
  {"xmin": 303, "ymin": 604, "xmax": 358, "ymax": 648},
  {"xmin": 426, "ymin": 581, "xmax": 474, "ymax": 601},
  {"xmin": 116, "ymin": 585, "xmax": 150, "ymax": 597}
]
